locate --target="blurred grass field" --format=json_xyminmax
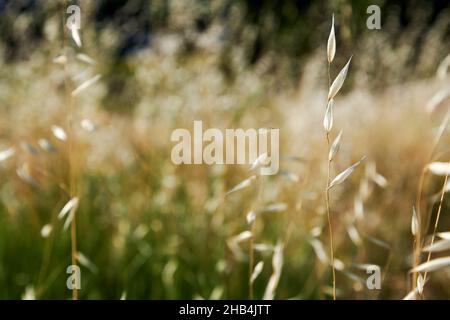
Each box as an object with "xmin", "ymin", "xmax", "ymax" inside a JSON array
[{"xmin": 1, "ymin": 0, "xmax": 450, "ymax": 300}]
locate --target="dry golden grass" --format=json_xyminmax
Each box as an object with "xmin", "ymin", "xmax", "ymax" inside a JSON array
[{"xmin": 1, "ymin": 9, "xmax": 450, "ymax": 300}]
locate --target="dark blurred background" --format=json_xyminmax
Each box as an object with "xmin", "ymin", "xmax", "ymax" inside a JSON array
[
  {"xmin": 1, "ymin": 0, "xmax": 449, "ymax": 75},
  {"xmin": 0, "ymin": 0, "xmax": 449, "ymax": 114}
]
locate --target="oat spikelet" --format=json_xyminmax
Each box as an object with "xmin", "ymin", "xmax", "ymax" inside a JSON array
[
  {"xmin": 58, "ymin": 197, "xmax": 79, "ymax": 220},
  {"xmin": 72, "ymin": 74, "xmax": 102, "ymax": 96},
  {"xmin": 417, "ymin": 273, "xmax": 424, "ymax": 295},
  {"xmin": 422, "ymin": 239, "xmax": 450, "ymax": 252},
  {"xmin": 246, "ymin": 211, "xmax": 256, "ymax": 224},
  {"xmin": 411, "ymin": 206, "xmax": 419, "ymax": 236},
  {"xmin": 323, "ymin": 99, "xmax": 334, "ymax": 133},
  {"xmin": 0, "ymin": 147, "xmax": 15, "ymax": 162},
  {"xmin": 251, "ymin": 261, "xmax": 264, "ymax": 283},
  {"xmin": 329, "ymin": 130, "xmax": 342, "ymax": 161},
  {"xmin": 76, "ymin": 53, "xmax": 96, "ymax": 65},
  {"xmin": 328, "ymin": 56, "xmax": 352, "ymax": 100},
  {"xmin": 76, "ymin": 252, "xmax": 98, "ymax": 273},
  {"xmin": 437, "ymin": 53, "xmax": 450, "ymax": 79},
  {"xmin": 232, "ymin": 230, "xmax": 252, "ymax": 243},
  {"xmin": 249, "ymin": 153, "xmax": 269, "ymax": 171},
  {"xmin": 309, "ymin": 239, "xmax": 328, "ymax": 263},
  {"xmin": 226, "ymin": 175, "xmax": 257, "ymax": 195},
  {"xmin": 411, "ymin": 256, "xmax": 450, "ymax": 273},
  {"xmin": 427, "ymin": 162, "xmax": 450, "ymax": 176},
  {"xmin": 437, "ymin": 232, "xmax": 450, "ymax": 240},
  {"xmin": 263, "ymin": 242, "xmax": 283, "ymax": 300},
  {"xmin": 259, "ymin": 203, "xmax": 287, "ymax": 213},
  {"xmin": 329, "ymin": 156, "xmax": 366, "ymax": 189},
  {"xmin": 327, "ymin": 14, "xmax": 336, "ymax": 63},
  {"xmin": 51, "ymin": 125, "xmax": 67, "ymax": 141},
  {"xmin": 40, "ymin": 224, "xmax": 52, "ymax": 238},
  {"xmin": 70, "ymin": 27, "xmax": 82, "ymax": 47}
]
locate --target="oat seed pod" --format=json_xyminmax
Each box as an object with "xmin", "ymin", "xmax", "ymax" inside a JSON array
[
  {"xmin": 327, "ymin": 14, "xmax": 336, "ymax": 63},
  {"xmin": 328, "ymin": 56, "xmax": 352, "ymax": 100},
  {"xmin": 329, "ymin": 130, "xmax": 342, "ymax": 161},
  {"xmin": 411, "ymin": 206, "xmax": 419, "ymax": 237},
  {"xmin": 417, "ymin": 274, "xmax": 424, "ymax": 295},
  {"xmin": 323, "ymin": 99, "xmax": 334, "ymax": 133}
]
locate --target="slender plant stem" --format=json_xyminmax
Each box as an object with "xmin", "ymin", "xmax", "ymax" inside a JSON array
[
  {"xmin": 66, "ymin": 45, "xmax": 78, "ymax": 302},
  {"xmin": 325, "ymin": 133, "xmax": 336, "ymax": 300},
  {"xmin": 248, "ymin": 218, "xmax": 256, "ymax": 300},
  {"xmin": 248, "ymin": 176, "xmax": 264, "ymax": 299},
  {"xmin": 412, "ymin": 118, "xmax": 447, "ymax": 290},
  {"xmin": 328, "ymin": 63, "xmax": 331, "ymax": 89},
  {"xmin": 412, "ymin": 234, "xmax": 417, "ymax": 291},
  {"xmin": 62, "ymin": 0, "xmax": 78, "ymax": 300},
  {"xmin": 421, "ymin": 161, "xmax": 450, "ymax": 296},
  {"xmin": 413, "ymin": 168, "xmax": 426, "ymax": 290},
  {"xmin": 325, "ymin": 61, "xmax": 336, "ymax": 300}
]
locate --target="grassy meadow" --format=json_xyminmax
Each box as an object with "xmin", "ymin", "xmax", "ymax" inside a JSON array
[{"xmin": 1, "ymin": 1, "xmax": 450, "ymax": 300}]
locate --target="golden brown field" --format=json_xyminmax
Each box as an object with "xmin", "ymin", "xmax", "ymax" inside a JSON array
[{"xmin": 1, "ymin": 0, "xmax": 450, "ymax": 300}]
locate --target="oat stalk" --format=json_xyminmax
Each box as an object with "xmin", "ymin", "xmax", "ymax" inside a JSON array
[
  {"xmin": 413, "ymin": 111, "xmax": 449, "ymax": 291},
  {"xmin": 325, "ymin": 14, "xmax": 337, "ymax": 300},
  {"xmin": 421, "ymin": 160, "xmax": 450, "ymax": 297},
  {"xmin": 62, "ymin": 0, "xmax": 78, "ymax": 300},
  {"xmin": 325, "ymin": 131, "xmax": 336, "ymax": 300}
]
